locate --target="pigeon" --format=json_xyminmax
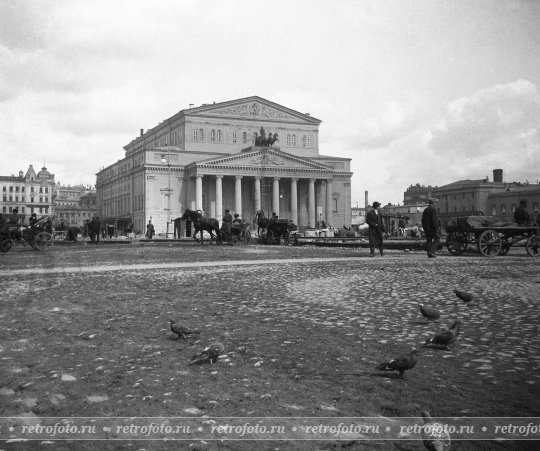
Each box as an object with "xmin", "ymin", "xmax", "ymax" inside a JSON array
[
  {"xmin": 419, "ymin": 304, "xmax": 441, "ymax": 321},
  {"xmin": 169, "ymin": 319, "xmax": 200, "ymax": 339},
  {"xmin": 421, "ymin": 410, "xmax": 451, "ymax": 451},
  {"xmin": 188, "ymin": 331, "xmax": 228, "ymax": 365},
  {"xmin": 424, "ymin": 321, "xmax": 461, "ymax": 350},
  {"xmin": 376, "ymin": 349, "xmax": 418, "ymax": 379},
  {"xmin": 454, "ymin": 289, "xmax": 474, "ymax": 303}
]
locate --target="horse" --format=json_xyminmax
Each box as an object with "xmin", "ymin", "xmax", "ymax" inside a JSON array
[
  {"xmin": 180, "ymin": 209, "xmax": 223, "ymax": 245},
  {"xmin": 255, "ymin": 210, "xmax": 270, "ymax": 237}
]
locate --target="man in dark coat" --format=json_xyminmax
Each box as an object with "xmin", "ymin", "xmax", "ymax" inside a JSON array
[
  {"xmin": 513, "ymin": 199, "xmax": 530, "ymax": 226},
  {"xmin": 146, "ymin": 220, "xmax": 155, "ymax": 239},
  {"xmin": 66, "ymin": 225, "xmax": 79, "ymax": 244},
  {"xmin": 366, "ymin": 201, "xmax": 385, "ymax": 257},
  {"xmin": 89, "ymin": 216, "xmax": 101, "ymax": 244},
  {"xmin": 421, "ymin": 198, "xmax": 440, "ymax": 258},
  {"xmin": 221, "ymin": 209, "xmax": 233, "ymax": 237}
]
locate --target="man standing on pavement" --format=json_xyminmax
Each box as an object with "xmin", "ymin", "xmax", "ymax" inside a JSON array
[
  {"xmin": 421, "ymin": 198, "xmax": 440, "ymax": 258},
  {"xmin": 366, "ymin": 201, "xmax": 385, "ymax": 257}
]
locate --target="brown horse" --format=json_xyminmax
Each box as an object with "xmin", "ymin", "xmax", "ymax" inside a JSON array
[{"xmin": 180, "ymin": 209, "xmax": 223, "ymax": 245}]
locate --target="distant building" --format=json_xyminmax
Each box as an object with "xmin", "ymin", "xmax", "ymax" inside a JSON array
[
  {"xmin": 53, "ymin": 185, "xmax": 97, "ymax": 227},
  {"xmin": 403, "ymin": 183, "xmax": 437, "ymax": 205},
  {"xmin": 379, "ymin": 203, "xmax": 428, "ymax": 233},
  {"xmin": 96, "ymin": 96, "xmax": 353, "ymax": 236},
  {"xmin": 487, "ymin": 185, "xmax": 540, "ymax": 222},
  {"xmin": 0, "ymin": 165, "xmax": 56, "ymax": 221}
]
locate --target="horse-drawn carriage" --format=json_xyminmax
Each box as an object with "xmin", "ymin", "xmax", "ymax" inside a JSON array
[
  {"xmin": 255, "ymin": 211, "xmax": 296, "ymax": 245},
  {"xmin": 445, "ymin": 216, "xmax": 539, "ymax": 257},
  {"xmin": 179, "ymin": 209, "xmax": 251, "ymax": 245},
  {"xmin": 0, "ymin": 214, "xmax": 54, "ymax": 253}
]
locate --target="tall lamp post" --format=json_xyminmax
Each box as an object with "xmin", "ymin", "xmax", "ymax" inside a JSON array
[{"xmin": 161, "ymin": 149, "xmax": 172, "ymax": 238}]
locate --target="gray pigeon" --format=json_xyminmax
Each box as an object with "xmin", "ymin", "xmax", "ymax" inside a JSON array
[
  {"xmin": 424, "ymin": 321, "xmax": 461, "ymax": 350},
  {"xmin": 454, "ymin": 290, "xmax": 474, "ymax": 303},
  {"xmin": 421, "ymin": 410, "xmax": 451, "ymax": 451},
  {"xmin": 169, "ymin": 319, "xmax": 200, "ymax": 339},
  {"xmin": 188, "ymin": 331, "xmax": 228, "ymax": 365},
  {"xmin": 419, "ymin": 304, "xmax": 441, "ymax": 321},
  {"xmin": 376, "ymin": 349, "xmax": 418, "ymax": 379}
]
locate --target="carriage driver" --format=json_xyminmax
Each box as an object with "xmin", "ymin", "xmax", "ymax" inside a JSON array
[
  {"xmin": 221, "ymin": 209, "xmax": 233, "ymax": 236},
  {"xmin": 233, "ymin": 213, "xmax": 242, "ymax": 224}
]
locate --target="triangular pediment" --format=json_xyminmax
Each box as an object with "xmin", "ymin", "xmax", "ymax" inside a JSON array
[
  {"xmin": 186, "ymin": 96, "xmax": 320, "ymax": 125},
  {"xmin": 197, "ymin": 147, "xmax": 331, "ymax": 171}
]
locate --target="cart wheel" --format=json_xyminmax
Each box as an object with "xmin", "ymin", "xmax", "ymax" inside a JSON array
[
  {"xmin": 243, "ymin": 226, "xmax": 251, "ymax": 245},
  {"xmin": 0, "ymin": 239, "xmax": 14, "ymax": 252},
  {"xmin": 446, "ymin": 231, "xmax": 468, "ymax": 255},
  {"xmin": 32, "ymin": 232, "xmax": 53, "ymax": 250},
  {"xmin": 478, "ymin": 230, "xmax": 502, "ymax": 257},
  {"xmin": 526, "ymin": 235, "xmax": 540, "ymax": 257},
  {"xmin": 499, "ymin": 241, "xmax": 511, "ymax": 256}
]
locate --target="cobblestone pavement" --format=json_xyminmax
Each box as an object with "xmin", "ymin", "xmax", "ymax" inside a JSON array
[{"xmin": 0, "ymin": 245, "xmax": 539, "ymax": 450}]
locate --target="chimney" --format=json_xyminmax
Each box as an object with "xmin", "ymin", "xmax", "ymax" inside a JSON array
[
  {"xmin": 365, "ymin": 191, "xmax": 369, "ymax": 209},
  {"xmin": 493, "ymin": 169, "xmax": 503, "ymax": 183},
  {"xmin": 140, "ymin": 128, "xmax": 144, "ymax": 137},
  {"xmin": 189, "ymin": 103, "xmax": 194, "ymax": 108}
]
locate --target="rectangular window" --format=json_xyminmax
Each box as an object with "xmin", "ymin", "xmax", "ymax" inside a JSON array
[
  {"xmin": 193, "ymin": 129, "xmax": 198, "ymax": 141},
  {"xmin": 2, "ymin": 207, "xmax": 5, "ymax": 213},
  {"xmin": 40, "ymin": 187, "xmax": 43, "ymax": 193},
  {"xmin": 21, "ymin": 207, "xmax": 25, "ymax": 213},
  {"xmin": 39, "ymin": 207, "xmax": 42, "ymax": 213},
  {"xmin": 31, "ymin": 197, "xmax": 34, "ymax": 203},
  {"xmin": 21, "ymin": 187, "xmax": 25, "ymax": 192},
  {"xmin": 333, "ymin": 198, "xmax": 338, "ymax": 212},
  {"xmin": 2, "ymin": 195, "xmax": 5, "ymax": 202},
  {"xmin": 2, "ymin": 187, "xmax": 5, "ymax": 192},
  {"xmin": 15, "ymin": 186, "xmax": 19, "ymax": 192},
  {"xmin": 232, "ymin": 131, "xmax": 237, "ymax": 143},
  {"xmin": 471, "ymin": 192, "xmax": 475, "ymax": 199},
  {"xmin": 9, "ymin": 186, "xmax": 13, "ymax": 192},
  {"xmin": 308, "ymin": 136, "xmax": 311, "ymax": 147}
]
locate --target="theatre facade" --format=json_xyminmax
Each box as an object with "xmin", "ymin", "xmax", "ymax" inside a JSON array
[{"xmin": 95, "ymin": 96, "xmax": 353, "ymax": 237}]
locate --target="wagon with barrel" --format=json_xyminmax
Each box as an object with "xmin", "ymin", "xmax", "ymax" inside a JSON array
[
  {"xmin": 255, "ymin": 211, "xmax": 296, "ymax": 245},
  {"xmin": 0, "ymin": 214, "xmax": 54, "ymax": 253},
  {"xmin": 445, "ymin": 216, "xmax": 539, "ymax": 257}
]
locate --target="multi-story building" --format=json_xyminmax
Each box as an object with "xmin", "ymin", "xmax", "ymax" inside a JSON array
[
  {"xmin": 0, "ymin": 165, "xmax": 56, "ymax": 221},
  {"xmin": 96, "ymin": 96, "xmax": 353, "ymax": 237},
  {"xmin": 487, "ymin": 185, "xmax": 540, "ymax": 222},
  {"xmin": 53, "ymin": 185, "xmax": 97, "ymax": 227},
  {"xmin": 403, "ymin": 183, "xmax": 437, "ymax": 205}
]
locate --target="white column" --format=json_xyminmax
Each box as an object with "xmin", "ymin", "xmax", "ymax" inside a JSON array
[
  {"xmin": 291, "ymin": 178, "xmax": 298, "ymax": 226},
  {"xmin": 255, "ymin": 177, "xmax": 262, "ymax": 212},
  {"xmin": 326, "ymin": 178, "xmax": 333, "ymax": 226},
  {"xmin": 308, "ymin": 178, "xmax": 316, "ymax": 227},
  {"xmin": 215, "ymin": 175, "xmax": 223, "ymax": 221},
  {"xmin": 195, "ymin": 175, "xmax": 203, "ymax": 211},
  {"xmin": 273, "ymin": 177, "xmax": 280, "ymax": 216},
  {"xmin": 235, "ymin": 175, "xmax": 242, "ymax": 217}
]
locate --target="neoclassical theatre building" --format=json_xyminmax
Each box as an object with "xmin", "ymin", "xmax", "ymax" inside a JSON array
[{"xmin": 96, "ymin": 96, "xmax": 353, "ymax": 237}]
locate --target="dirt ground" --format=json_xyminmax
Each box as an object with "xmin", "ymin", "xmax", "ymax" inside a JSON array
[{"xmin": 0, "ymin": 244, "xmax": 539, "ymax": 450}]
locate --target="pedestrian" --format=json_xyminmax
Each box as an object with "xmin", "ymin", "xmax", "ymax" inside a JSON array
[
  {"xmin": 221, "ymin": 209, "xmax": 233, "ymax": 237},
  {"xmin": 513, "ymin": 199, "xmax": 531, "ymax": 226},
  {"xmin": 89, "ymin": 216, "xmax": 101, "ymax": 244},
  {"xmin": 366, "ymin": 201, "xmax": 386, "ymax": 257},
  {"xmin": 146, "ymin": 220, "xmax": 155, "ymax": 239},
  {"xmin": 421, "ymin": 198, "xmax": 440, "ymax": 258}
]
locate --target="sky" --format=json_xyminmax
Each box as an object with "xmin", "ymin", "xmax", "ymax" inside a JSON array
[{"xmin": 1, "ymin": 0, "xmax": 539, "ymax": 206}]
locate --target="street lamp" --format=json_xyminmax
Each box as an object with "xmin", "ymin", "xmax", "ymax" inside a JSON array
[{"xmin": 161, "ymin": 149, "xmax": 172, "ymax": 238}]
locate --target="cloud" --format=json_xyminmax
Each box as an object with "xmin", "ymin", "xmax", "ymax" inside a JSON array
[
  {"xmin": 428, "ymin": 79, "xmax": 540, "ymax": 156},
  {"xmin": 350, "ymin": 101, "xmax": 419, "ymax": 148}
]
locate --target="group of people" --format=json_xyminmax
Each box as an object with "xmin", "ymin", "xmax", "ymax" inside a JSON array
[
  {"xmin": 367, "ymin": 197, "xmax": 539, "ymax": 258},
  {"xmin": 220, "ymin": 209, "xmax": 243, "ymax": 237}
]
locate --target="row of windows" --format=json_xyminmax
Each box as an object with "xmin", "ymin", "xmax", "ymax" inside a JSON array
[
  {"xmin": 2, "ymin": 186, "xmax": 49, "ymax": 193},
  {"xmin": 191, "ymin": 128, "xmax": 313, "ymax": 148},
  {"xmin": 2, "ymin": 206, "xmax": 49, "ymax": 214},
  {"xmin": 491, "ymin": 203, "xmax": 539, "ymax": 215},
  {"xmin": 2, "ymin": 196, "xmax": 49, "ymax": 203}
]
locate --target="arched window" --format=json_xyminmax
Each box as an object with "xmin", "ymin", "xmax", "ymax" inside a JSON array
[
  {"xmin": 217, "ymin": 130, "xmax": 222, "ymax": 142},
  {"xmin": 211, "ymin": 129, "xmax": 216, "ymax": 142},
  {"xmin": 291, "ymin": 135, "xmax": 296, "ymax": 146},
  {"xmin": 242, "ymin": 132, "xmax": 247, "ymax": 144},
  {"xmin": 199, "ymin": 128, "xmax": 204, "ymax": 141},
  {"xmin": 253, "ymin": 132, "xmax": 257, "ymax": 144}
]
